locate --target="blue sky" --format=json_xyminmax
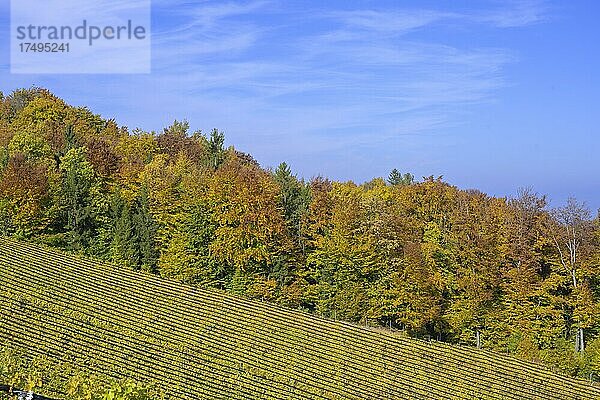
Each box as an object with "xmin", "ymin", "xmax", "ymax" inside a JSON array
[{"xmin": 1, "ymin": 1, "xmax": 598, "ymax": 209}]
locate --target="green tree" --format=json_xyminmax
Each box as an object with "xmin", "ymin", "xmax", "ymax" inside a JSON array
[
  {"xmin": 387, "ymin": 168, "xmax": 414, "ymax": 186},
  {"xmin": 133, "ymin": 186, "xmax": 159, "ymax": 272},
  {"xmin": 207, "ymin": 128, "xmax": 226, "ymax": 170},
  {"xmin": 58, "ymin": 147, "xmax": 98, "ymax": 250},
  {"xmin": 274, "ymin": 162, "xmax": 310, "ymax": 244},
  {"xmin": 110, "ymin": 192, "xmax": 139, "ymax": 269}
]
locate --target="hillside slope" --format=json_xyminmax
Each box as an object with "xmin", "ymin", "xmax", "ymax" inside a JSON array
[{"xmin": 0, "ymin": 239, "xmax": 598, "ymax": 400}]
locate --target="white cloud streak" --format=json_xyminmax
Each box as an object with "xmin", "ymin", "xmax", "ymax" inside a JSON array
[
  {"xmin": 481, "ymin": 0, "xmax": 550, "ymax": 28},
  {"xmin": 0, "ymin": 0, "xmax": 550, "ymax": 180}
]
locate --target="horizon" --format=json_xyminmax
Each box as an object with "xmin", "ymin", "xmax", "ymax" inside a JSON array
[{"xmin": 1, "ymin": 0, "xmax": 598, "ymax": 210}]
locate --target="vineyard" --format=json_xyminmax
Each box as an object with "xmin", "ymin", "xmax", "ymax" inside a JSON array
[{"xmin": 1, "ymin": 239, "xmax": 599, "ymax": 400}]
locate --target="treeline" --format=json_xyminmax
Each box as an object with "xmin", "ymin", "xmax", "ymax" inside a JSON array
[{"xmin": 1, "ymin": 88, "xmax": 599, "ymax": 378}]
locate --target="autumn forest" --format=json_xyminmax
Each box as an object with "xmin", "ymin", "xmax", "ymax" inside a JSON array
[{"xmin": 1, "ymin": 88, "xmax": 599, "ymax": 379}]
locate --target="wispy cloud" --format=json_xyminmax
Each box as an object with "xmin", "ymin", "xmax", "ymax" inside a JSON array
[
  {"xmin": 182, "ymin": 0, "xmax": 271, "ymax": 28},
  {"xmin": 330, "ymin": 9, "xmax": 457, "ymax": 34},
  {"xmin": 480, "ymin": 0, "xmax": 550, "ymax": 28},
  {"xmin": 0, "ymin": 0, "xmax": 551, "ymax": 181}
]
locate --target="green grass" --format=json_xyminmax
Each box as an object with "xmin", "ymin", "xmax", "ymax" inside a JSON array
[{"xmin": 1, "ymin": 238, "xmax": 599, "ymax": 400}]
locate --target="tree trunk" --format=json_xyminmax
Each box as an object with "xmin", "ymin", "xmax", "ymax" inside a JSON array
[{"xmin": 575, "ymin": 328, "xmax": 585, "ymax": 352}]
